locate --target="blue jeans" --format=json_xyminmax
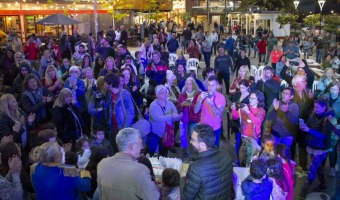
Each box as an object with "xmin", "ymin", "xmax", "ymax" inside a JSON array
[
  {"xmin": 316, "ymin": 49, "xmax": 324, "ymax": 63},
  {"xmin": 179, "ymin": 122, "xmax": 197, "ymax": 148},
  {"xmin": 146, "ymin": 132, "xmax": 168, "ymax": 157},
  {"xmin": 273, "ymin": 135, "xmax": 294, "ymax": 149},
  {"xmin": 307, "ymin": 152, "xmax": 328, "ymax": 185},
  {"xmin": 214, "ymin": 128, "xmax": 222, "ymax": 147},
  {"xmin": 235, "ymin": 132, "xmax": 242, "ymax": 158},
  {"xmin": 203, "ymin": 51, "xmax": 211, "ymax": 68}
]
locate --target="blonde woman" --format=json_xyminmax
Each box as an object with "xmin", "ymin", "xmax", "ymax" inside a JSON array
[
  {"xmin": 30, "ymin": 142, "xmax": 91, "ymax": 199},
  {"xmin": 98, "ymin": 56, "xmax": 118, "ymax": 77},
  {"xmin": 317, "ymin": 68, "xmax": 338, "ymax": 94},
  {"xmin": 41, "ymin": 65, "xmax": 63, "ymax": 96},
  {"xmin": 0, "ymin": 94, "xmax": 35, "ymax": 150},
  {"xmin": 229, "ymin": 65, "xmax": 250, "ymax": 95},
  {"xmin": 52, "ymin": 88, "xmax": 84, "ymax": 150},
  {"xmin": 177, "ymin": 77, "xmax": 201, "ymax": 157}
]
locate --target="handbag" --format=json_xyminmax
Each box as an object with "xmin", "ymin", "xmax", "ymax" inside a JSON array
[
  {"xmin": 162, "ymin": 123, "xmax": 175, "ymax": 148},
  {"xmin": 159, "ymin": 105, "xmax": 175, "ymax": 148},
  {"xmin": 121, "ymin": 91, "xmax": 150, "ymax": 137}
]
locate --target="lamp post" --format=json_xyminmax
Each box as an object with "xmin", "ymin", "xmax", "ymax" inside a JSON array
[
  {"xmin": 318, "ymin": 0, "xmax": 325, "ymax": 35},
  {"xmin": 293, "ymin": 1, "xmax": 300, "ymax": 10}
]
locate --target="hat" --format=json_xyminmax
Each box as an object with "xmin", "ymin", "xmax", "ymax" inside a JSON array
[{"xmin": 19, "ymin": 62, "xmax": 31, "ymax": 70}]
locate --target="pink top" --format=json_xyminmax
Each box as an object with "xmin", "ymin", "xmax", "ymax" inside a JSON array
[
  {"xmin": 271, "ymin": 50, "xmax": 283, "ymax": 64},
  {"xmin": 232, "ymin": 106, "xmax": 266, "ymax": 139},
  {"xmin": 283, "ymin": 161, "xmax": 295, "ymax": 200},
  {"xmin": 199, "ymin": 92, "xmax": 226, "ymax": 130}
]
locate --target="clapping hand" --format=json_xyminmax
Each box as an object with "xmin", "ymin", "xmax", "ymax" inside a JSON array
[
  {"xmin": 273, "ymin": 99, "xmax": 280, "ymax": 110},
  {"xmin": 28, "ymin": 113, "xmax": 36, "ymax": 124},
  {"xmin": 280, "ymin": 104, "xmax": 289, "ymax": 112},
  {"xmin": 46, "ymin": 95, "xmax": 52, "ymax": 103},
  {"xmin": 12, "ymin": 122, "xmax": 21, "ymax": 132},
  {"xmin": 1, "ymin": 135, "xmax": 13, "ymax": 144},
  {"xmin": 8, "ymin": 155, "xmax": 22, "ymax": 174}
]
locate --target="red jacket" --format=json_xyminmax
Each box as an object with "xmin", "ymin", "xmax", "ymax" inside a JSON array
[
  {"xmin": 23, "ymin": 43, "xmax": 40, "ymax": 60},
  {"xmin": 177, "ymin": 92, "xmax": 201, "ymax": 124},
  {"xmin": 271, "ymin": 50, "xmax": 282, "ymax": 64},
  {"xmin": 257, "ymin": 40, "xmax": 267, "ymax": 53}
]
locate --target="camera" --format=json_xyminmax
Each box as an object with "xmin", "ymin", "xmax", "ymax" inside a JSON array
[
  {"xmin": 289, "ymin": 61, "xmax": 299, "ymax": 66},
  {"xmin": 236, "ymin": 103, "xmax": 245, "ymax": 108}
]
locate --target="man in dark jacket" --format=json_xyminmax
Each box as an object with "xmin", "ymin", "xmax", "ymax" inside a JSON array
[
  {"xmin": 234, "ymin": 49, "xmax": 250, "ymax": 77},
  {"xmin": 265, "ymin": 87, "xmax": 299, "ymax": 149},
  {"xmin": 183, "ymin": 124, "xmax": 233, "ymax": 200},
  {"xmin": 119, "ymin": 25, "xmax": 128, "ymax": 46},
  {"xmin": 69, "ymin": 29, "xmax": 81, "ymax": 53},
  {"xmin": 183, "ymin": 27, "xmax": 192, "ymax": 53},
  {"xmin": 214, "ymin": 46, "xmax": 233, "ymax": 95},
  {"xmin": 106, "ymin": 26, "xmax": 116, "ymax": 47},
  {"xmin": 167, "ymin": 33, "xmax": 180, "ymax": 54},
  {"xmin": 251, "ymin": 66, "xmax": 280, "ymax": 111}
]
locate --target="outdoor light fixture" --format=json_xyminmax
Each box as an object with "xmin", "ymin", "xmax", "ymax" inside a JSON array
[
  {"xmin": 293, "ymin": 0, "xmax": 299, "ymax": 9},
  {"xmin": 318, "ymin": 0, "xmax": 325, "ymax": 11}
]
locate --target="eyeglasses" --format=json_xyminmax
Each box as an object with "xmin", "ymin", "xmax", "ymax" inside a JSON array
[{"xmin": 70, "ymin": 71, "xmax": 78, "ymax": 73}]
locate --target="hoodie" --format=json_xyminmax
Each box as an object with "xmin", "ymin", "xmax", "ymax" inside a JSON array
[{"xmin": 241, "ymin": 175, "xmax": 273, "ymax": 200}]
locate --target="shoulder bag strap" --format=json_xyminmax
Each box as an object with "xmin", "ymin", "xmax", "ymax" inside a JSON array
[{"xmin": 120, "ymin": 90, "xmax": 127, "ymax": 126}]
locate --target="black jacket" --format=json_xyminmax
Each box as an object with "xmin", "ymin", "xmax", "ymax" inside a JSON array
[
  {"xmin": 52, "ymin": 104, "xmax": 84, "ymax": 142},
  {"xmin": 280, "ymin": 65, "xmax": 315, "ymax": 90},
  {"xmin": 305, "ymin": 110, "xmax": 338, "ymax": 150},
  {"xmin": 251, "ymin": 79, "xmax": 280, "ymax": 111},
  {"xmin": 183, "ymin": 149, "xmax": 233, "ymax": 200}
]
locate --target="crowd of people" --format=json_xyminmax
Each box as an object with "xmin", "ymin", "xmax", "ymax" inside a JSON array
[{"xmin": 0, "ymin": 18, "xmax": 340, "ymax": 200}]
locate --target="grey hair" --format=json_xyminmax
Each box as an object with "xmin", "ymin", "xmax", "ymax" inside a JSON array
[
  {"xmin": 69, "ymin": 65, "xmax": 80, "ymax": 73},
  {"xmin": 292, "ymin": 75, "xmax": 307, "ymax": 87},
  {"xmin": 116, "ymin": 128, "xmax": 141, "ymax": 152},
  {"xmin": 155, "ymin": 85, "xmax": 169, "ymax": 98}
]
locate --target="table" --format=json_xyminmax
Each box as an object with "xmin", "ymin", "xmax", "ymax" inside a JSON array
[
  {"xmin": 310, "ymin": 67, "xmax": 340, "ymax": 79},
  {"xmin": 306, "ymin": 59, "xmax": 321, "ymax": 68}
]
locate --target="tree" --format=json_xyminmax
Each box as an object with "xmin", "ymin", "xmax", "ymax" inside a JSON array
[
  {"xmin": 276, "ymin": 11, "xmax": 299, "ymax": 36},
  {"xmin": 238, "ymin": 0, "xmax": 296, "ymax": 13},
  {"xmin": 323, "ymin": 15, "xmax": 340, "ymax": 34},
  {"xmin": 303, "ymin": 14, "xmax": 320, "ymax": 28},
  {"xmin": 143, "ymin": 0, "xmax": 167, "ymax": 22},
  {"xmin": 104, "ymin": 0, "xmax": 133, "ymax": 24}
]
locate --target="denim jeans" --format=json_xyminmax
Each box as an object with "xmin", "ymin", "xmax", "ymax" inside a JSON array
[
  {"xmin": 214, "ymin": 128, "xmax": 222, "ymax": 147},
  {"xmin": 307, "ymin": 152, "xmax": 328, "ymax": 185},
  {"xmin": 235, "ymin": 132, "xmax": 242, "ymax": 158},
  {"xmin": 266, "ymin": 48, "xmax": 273, "ymax": 64},
  {"xmin": 258, "ymin": 53, "xmax": 266, "ymax": 63},
  {"xmin": 203, "ymin": 51, "xmax": 211, "ymax": 68},
  {"xmin": 146, "ymin": 132, "xmax": 168, "ymax": 157},
  {"xmin": 217, "ymin": 71, "xmax": 230, "ymax": 95},
  {"xmin": 316, "ymin": 49, "xmax": 324, "ymax": 63},
  {"xmin": 179, "ymin": 122, "xmax": 197, "ymax": 148}
]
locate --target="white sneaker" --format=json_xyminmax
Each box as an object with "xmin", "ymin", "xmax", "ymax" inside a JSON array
[{"xmin": 329, "ymin": 168, "xmax": 336, "ymax": 177}]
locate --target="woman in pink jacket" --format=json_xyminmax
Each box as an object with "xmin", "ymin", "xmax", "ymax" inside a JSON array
[
  {"xmin": 270, "ymin": 45, "xmax": 282, "ymax": 72},
  {"xmin": 231, "ymin": 90, "xmax": 266, "ymax": 166}
]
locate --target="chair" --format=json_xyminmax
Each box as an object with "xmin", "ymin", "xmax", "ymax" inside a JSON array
[
  {"xmin": 250, "ymin": 65, "xmax": 257, "ymax": 76},
  {"xmin": 257, "ymin": 65, "xmax": 265, "ymax": 77},
  {"xmin": 312, "ymin": 80, "xmax": 319, "ymax": 92},
  {"xmin": 186, "ymin": 58, "xmax": 199, "ymax": 75},
  {"xmin": 169, "ymin": 53, "xmax": 178, "ymax": 66}
]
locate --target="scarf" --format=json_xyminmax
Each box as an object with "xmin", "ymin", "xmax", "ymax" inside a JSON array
[{"xmin": 31, "ymin": 89, "xmax": 43, "ymax": 103}]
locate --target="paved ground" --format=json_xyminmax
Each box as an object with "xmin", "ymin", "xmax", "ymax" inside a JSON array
[{"xmin": 127, "ymin": 44, "xmax": 339, "ymax": 200}]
